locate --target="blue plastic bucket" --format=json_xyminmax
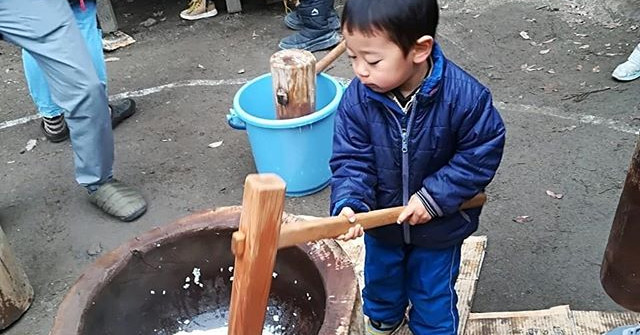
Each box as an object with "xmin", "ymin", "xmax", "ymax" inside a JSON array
[{"xmin": 227, "ymin": 73, "xmax": 344, "ymax": 197}]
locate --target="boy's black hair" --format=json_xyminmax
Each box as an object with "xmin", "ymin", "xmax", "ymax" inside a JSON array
[{"xmin": 341, "ymin": 0, "xmax": 439, "ymax": 55}]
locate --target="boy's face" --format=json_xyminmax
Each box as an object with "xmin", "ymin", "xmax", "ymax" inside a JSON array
[{"xmin": 343, "ymin": 29, "xmax": 426, "ymax": 94}]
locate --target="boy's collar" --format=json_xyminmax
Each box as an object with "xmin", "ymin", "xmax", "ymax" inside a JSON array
[{"xmin": 363, "ymin": 42, "xmax": 445, "ymax": 110}]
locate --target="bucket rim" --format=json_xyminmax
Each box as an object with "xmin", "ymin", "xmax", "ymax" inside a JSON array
[{"xmin": 232, "ymin": 72, "xmax": 344, "ymax": 129}]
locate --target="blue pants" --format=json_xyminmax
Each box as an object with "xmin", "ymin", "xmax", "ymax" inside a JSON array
[
  {"xmin": 0, "ymin": 0, "xmax": 114, "ymax": 189},
  {"xmin": 363, "ymin": 234, "xmax": 462, "ymax": 335},
  {"xmin": 21, "ymin": 0, "xmax": 107, "ymax": 118}
]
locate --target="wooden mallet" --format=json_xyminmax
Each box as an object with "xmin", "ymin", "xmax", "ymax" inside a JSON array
[
  {"xmin": 227, "ymin": 173, "xmax": 485, "ymax": 334},
  {"xmin": 270, "ymin": 40, "xmax": 347, "ymax": 120}
]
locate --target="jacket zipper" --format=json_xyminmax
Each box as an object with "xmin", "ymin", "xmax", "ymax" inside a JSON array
[{"xmin": 387, "ymin": 105, "xmax": 417, "ymax": 244}]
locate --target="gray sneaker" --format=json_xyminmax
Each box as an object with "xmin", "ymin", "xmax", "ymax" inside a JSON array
[
  {"xmin": 285, "ymin": 10, "xmax": 340, "ymax": 31},
  {"xmin": 89, "ymin": 180, "xmax": 147, "ymax": 222}
]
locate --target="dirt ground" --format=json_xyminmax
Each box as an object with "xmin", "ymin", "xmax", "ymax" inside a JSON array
[{"xmin": 1, "ymin": 0, "xmax": 639, "ymax": 333}]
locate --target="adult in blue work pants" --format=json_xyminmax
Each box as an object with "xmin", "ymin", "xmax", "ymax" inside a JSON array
[
  {"xmin": 0, "ymin": 0, "xmax": 147, "ymax": 221},
  {"xmin": 21, "ymin": 0, "xmax": 136, "ymax": 143}
]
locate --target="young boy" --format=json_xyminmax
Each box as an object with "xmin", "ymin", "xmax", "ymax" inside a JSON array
[{"xmin": 330, "ymin": 0, "xmax": 506, "ymax": 334}]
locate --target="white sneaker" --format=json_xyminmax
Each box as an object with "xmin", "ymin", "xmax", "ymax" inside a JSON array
[
  {"xmin": 612, "ymin": 44, "xmax": 640, "ymax": 82},
  {"xmin": 180, "ymin": 0, "xmax": 218, "ymax": 20}
]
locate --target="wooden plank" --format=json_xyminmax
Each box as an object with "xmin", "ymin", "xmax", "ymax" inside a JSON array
[
  {"xmin": 0, "ymin": 226, "xmax": 33, "ymax": 329},
  {"xmin": 228, "ymin": 174, "xmax": 286, "ymax": 335},
  {"xmin": 96, "ymin": 0, "xmax": 118, "ymax": 33},
  {"xmin": 465, "ymin": 305, "xmax": 577, "ymax": 335},
  {"xmin": 226, "ymin": 0, "xmax": 243, "ymax": 13},
  {"xmin": 573, "ymin": 310, "xmax": 640, "ymax": 334}
]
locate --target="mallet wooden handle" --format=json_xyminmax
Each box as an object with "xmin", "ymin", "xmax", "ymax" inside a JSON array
[
  {"xmin": 315, "ymin": 40, "xmax": 346, "ymax": 74},
  {"xmin": 278, "ymin": 193, "xmax": 487, "ymax": 249}
]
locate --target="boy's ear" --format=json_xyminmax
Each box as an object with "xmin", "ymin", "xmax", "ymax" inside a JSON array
[{"xmin": 412, "ymin": 35, "xmax": 434, "ymax": 63}]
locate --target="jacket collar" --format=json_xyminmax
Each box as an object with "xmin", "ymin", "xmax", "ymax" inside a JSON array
[{"xmin": 362, "ymin": 42, "xmax": 445, "ymax": 113}]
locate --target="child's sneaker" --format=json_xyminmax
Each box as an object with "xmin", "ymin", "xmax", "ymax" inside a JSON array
[
  {"xmin": 180, "ymin": 0, "xmax": 218, "ymax": 21},
  {"xmin": 612, "ymin": 44, "xmax": 640, "ymax": 82},
  {"xmin": 606, "ymin": 325, "xmax": 640, "ymax": 335},
  {"xmin": 366, "ymin": 318, "xmax": 406, "ymax": 335}
]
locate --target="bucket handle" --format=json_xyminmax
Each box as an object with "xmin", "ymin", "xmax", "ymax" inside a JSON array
[{"xmin": 226, "ymin": 108, "xmax": 246, "ymax": 130}]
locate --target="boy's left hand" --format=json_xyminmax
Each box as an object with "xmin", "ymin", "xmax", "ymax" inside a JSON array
[{"xmin": 397, "ymin": 195, "xmax": 433, "ymax": 225}]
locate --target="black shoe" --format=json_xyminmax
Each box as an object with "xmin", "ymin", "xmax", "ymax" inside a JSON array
[
  {"xmin": 110, "ymin": 98, "xmax": 136, "ymax": 129},
  {"xmin": 40, "ymin": 118, "xmax": 70, "ymax": 143}
]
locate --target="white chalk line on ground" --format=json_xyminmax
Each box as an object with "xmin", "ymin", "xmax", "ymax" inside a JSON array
[
  {"xmin": 0, "ymin": 78, "xmax": 248, "ymax": 130},
  {"xmin": 496, "ymin": 102, "xmax": 639, "ymax": 135},
  {"xmin": 1, "ymin": 77, "xmax": 637, "ymax": 136}
]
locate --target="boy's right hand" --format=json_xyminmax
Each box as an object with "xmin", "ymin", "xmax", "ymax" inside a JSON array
[{"xmin": 336, "ymin": 207, "xmax": 364, "ymax": 241}]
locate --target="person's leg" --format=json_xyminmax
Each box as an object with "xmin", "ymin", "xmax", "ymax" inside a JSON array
[
  {"xmin": 74, "ymin": 1, "xmax": 107, "ymax": 87},
  {"xmin": 0, "ymin": 0, "xmax": 146, "ymax": 221},
  {"xmin": 363, "ymin": 234, "xmax": 408, "ymax": 334},
  {"xmin": 21, "ymin": 1, "xmax": 106, "ymax": 143},
  {"xmin": 1, "ymin": 0, "xmax": 113, "ymax": 188},
  {"xmin": 405, "ymin": 243, "xmax": 462, "ymax": 335},
  {"xmin": 279, "ymin": 0, "xmax": 341, "ymax": 52},
  {"xmin": 612, "ymin": 43, "xmax": 640, "ymax": 82},
  {"xmin": 22, "ymin": 49, "xmax": 69, "ymax": 142},
  {"xmin": 74, "ymin": 0, "xmax": 139, "ymax": 130}
]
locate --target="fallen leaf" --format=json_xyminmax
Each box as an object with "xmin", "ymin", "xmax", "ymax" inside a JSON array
[
  {"xmin": 237, "ymin": 68, "xmax": 245, "ymax": 74},
  {"xmin": 523, "ymin": 64, "xmax": 544, "ymax": 72},
  {"xmin": 546, "ymin": 190, "xmax": 564, "ymax": 199},
  {"xmin": 519, "ymin": 31, "xmax": 531, "ymax": 40},
  {"xmin": 592, "ymin": 66, "xmax": 600, "ymax": 73},
  {"xmin": 579, "ymin": 44, "xmax": 590, "ymax": 49},
  {"xmin": 208, "ymin": 140, "xmax": 224, "ymax": 148},
  {"xmin": 547, "ymin": 69, "xmax": 556, "ymax": 74},
  {"xmin": 441, "ymin": 3, "xmax": 449, "ymax": 10},
  {"xmin": 539, "ymin": 49, "xmax": 551, "ymax": 55},
  {"xmin": 161, "ymin": 138, "xmax": 172, "ymax": 142},
  {"xmin": 197, "ymin": 64, "xmax": 206, "ymax": 69},
  {"xmin": 7, "ymin": 161, "xmax": 15, "ymax": 164},
  {"xmin": 87, "ymin": 243, "xmax": 103, "ymax": 256},
  {"xmin": 542, "ymin": 38, "xmax": 557, "ymax": 44},
  {"xmin": 557, "ymin": 125, "xmax": 577, "ymax": 132},
  {"xmin": 105, "ymin": 57, "xmax": 120, "ymax": 62},
  {"xmin": 574, "ymin": 33, "xmax": 589, "ymax": 37},
  {"xmin": 513, "ymin": 216, "xmax": 533, "ymax": 223},
  {"xmin": 140, "ymin": 18, "xmax": 157, "ymax": 27},
  {"xmin": 25, "ymin": 139, "xmax": 37, "ymax": 152}
]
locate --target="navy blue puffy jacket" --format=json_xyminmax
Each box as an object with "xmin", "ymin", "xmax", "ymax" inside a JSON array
[{"xmin": 330, "ymin": 43, "xmax": 506, "ymax": 248}]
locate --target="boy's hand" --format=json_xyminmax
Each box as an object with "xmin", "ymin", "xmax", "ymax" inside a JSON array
[
  {"xmin": 336, "ymin": 207, "xmax": 364, "ymax": 241},
  {"xmin": 397, "ymin": 195, "xmax": 433, "ymax": 225}
]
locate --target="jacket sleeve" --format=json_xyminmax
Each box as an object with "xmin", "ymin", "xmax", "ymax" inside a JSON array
[
  {"xmin": 329, "ymin": 97, "xmax": 377, "ymax": 216},
  {"xmin": 418, "ymin": 89, "xmax": 505, "ymax": 216}
]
